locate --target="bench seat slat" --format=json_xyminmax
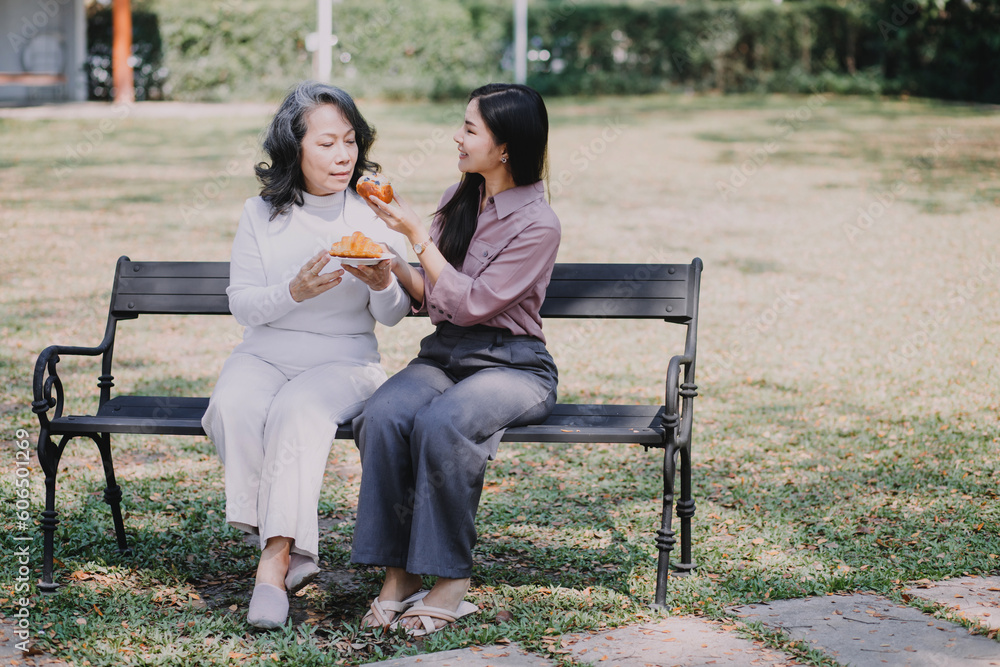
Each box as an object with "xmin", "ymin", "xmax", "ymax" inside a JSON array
[
  {"xmin": 49, "ymin": 397, "xmax": 666, "ymax": 445},
  {"xmin": 51, "ymin": 416, "xmax": 209, "ymax": 436}
]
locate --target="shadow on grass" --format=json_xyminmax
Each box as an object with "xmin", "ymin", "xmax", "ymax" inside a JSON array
[{"xmin": 24, "ymin": 387, "xmax": 1000, "ymax": 664}]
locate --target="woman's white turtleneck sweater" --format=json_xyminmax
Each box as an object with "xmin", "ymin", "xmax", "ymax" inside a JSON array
[{"xmin": 227, "ymin": 188, "xmax": 411, "ymax": 373}]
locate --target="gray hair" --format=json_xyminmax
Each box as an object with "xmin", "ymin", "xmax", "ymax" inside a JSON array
[{"xmin": 255, "ymin": 81, "xmax": 380, "ymax": 220}]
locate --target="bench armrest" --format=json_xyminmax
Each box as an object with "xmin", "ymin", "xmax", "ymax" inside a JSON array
[
  {"xmin": 32, "ymin": 339, "xmax": 113, "ymax": 429},
  {"xmin": 663, "ymin": 354, "xmax": 697, "ymax": 448}
]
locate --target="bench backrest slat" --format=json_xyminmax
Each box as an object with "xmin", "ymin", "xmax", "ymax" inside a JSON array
[
  {"xmin": 112, "ymin": 261, "xmax": 231, "ymax": 317},
  {"xmin": 109, "ymin": 258, "xmax": 699, "ymax": 322},
  {"xmin": 543, "ymin": 263, "xmax": 694, "ymax": 321}
]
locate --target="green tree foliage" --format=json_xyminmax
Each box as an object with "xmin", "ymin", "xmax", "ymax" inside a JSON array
[
  {"xmin": 153, "ymin": 0, "xmax": 314, "ymax": 101},
  {"xmin": 90, "ymin": 0, "xmax": 1000, "ymax": 103},
  {"xmin": 868, "ymin": 0, "xmax": 1000, "ymax": 102},
  {"xmin": 149, "ymin": 0, "xmax": 507, "ymax": 101}
]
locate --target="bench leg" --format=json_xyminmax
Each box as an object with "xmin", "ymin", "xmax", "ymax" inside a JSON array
[
  {"xmin": 36, "ymin": 431, "xmax": 68, "ymax": 593},
  {"xmin": 654, "ymin": 444, "xmax": 697, "ymax": 607},
  {"xmin": 654, "ymin": 444, "xmax": 679, "ymax": 606},
  {"xmin": 675, "ymin": 444, "xmax": 696, "ymax": 574},
  {"xmin": 93, "ymin": 433, "xmax": 130, "ymax": 556}
]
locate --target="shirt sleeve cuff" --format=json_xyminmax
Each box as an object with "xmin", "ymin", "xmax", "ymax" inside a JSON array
[
  {"xmin": 271, "ymin": 279, "xmax": 298, "ymax": 314},
  {"xmin": 426, "ymin": 265, "xmax": 473, "ymax": 322}
]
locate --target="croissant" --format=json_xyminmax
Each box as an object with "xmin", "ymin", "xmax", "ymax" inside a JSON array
[{"xmin": 329, "ymin": 231, "xmax": 384, "ymax": 258}]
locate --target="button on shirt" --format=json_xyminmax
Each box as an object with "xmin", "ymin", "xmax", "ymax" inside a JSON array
[{"xmin": 418, "ymin": 181, "xmax": 561, "ymax": 343}]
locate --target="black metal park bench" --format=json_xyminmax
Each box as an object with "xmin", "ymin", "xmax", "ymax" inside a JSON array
[{"xmin": 32, "ymin": 255, "xmax": 703, "ymax": 606}]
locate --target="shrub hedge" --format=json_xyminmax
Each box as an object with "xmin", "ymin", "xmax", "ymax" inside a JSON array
[{"xmin": 99, "ymin": 0, "xmax": 999, "ymax": 103}]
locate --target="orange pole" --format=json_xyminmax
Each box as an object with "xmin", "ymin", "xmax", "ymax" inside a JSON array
[{"xmin": 112, "ymin": 0, "xmax": 135, "ymax": 104}]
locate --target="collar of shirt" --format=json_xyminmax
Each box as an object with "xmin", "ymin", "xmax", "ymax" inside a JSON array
[{"xmin": 482, "ymin": 181, "xmax": 546, "ymax": 220}]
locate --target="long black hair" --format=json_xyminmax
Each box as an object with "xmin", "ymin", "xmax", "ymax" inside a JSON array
[
  {"xmin": 255, "ymin": 81, "xmax": 380, "ymax": 220},
  {"xmin": 435, "ymin": 83, "xmax": 549, "ymax": 265}
]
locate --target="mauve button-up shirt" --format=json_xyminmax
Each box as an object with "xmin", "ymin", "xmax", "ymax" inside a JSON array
[{"xmin": 417, "ymin": 180, "xmax": 561, "ymax": 343}]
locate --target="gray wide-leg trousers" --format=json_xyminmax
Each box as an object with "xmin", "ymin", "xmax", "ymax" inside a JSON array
[{"xmin": 351, "ymin": 324, "xmax": 558, "ymax": 579}]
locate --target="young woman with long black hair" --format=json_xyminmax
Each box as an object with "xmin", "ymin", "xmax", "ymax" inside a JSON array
[{"xmin": 350, "ymin": 83, "xmax": 560, "ymax": 635}]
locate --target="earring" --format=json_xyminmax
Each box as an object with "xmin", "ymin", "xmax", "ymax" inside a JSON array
[{"xmin": 501, "ymin": 156, "xmax": 508, "ymax": 164}]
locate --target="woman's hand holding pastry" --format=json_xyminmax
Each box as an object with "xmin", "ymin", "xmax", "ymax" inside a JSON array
[
  {"xmin": 342, "ymin": 244, "xmax": 394, "ymax": 291},
  {"xmin": 363, "ymin": 191, "xmax": 424, "ymax": 243},
  {"xmin": 289, "ymin": 250, "xmax": 343, "ymax": 302}
]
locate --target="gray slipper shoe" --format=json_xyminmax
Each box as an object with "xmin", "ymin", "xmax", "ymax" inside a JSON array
[
  {"xmin": 247, "ymin": 583, "xmax": 289, "ymax": 629},
  {"xmin": 285, "ymin": 553, "xmax": 320, "ymax": 594}
]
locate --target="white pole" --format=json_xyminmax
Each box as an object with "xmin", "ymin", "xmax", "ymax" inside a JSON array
[
  {"xmin": 317, "ymin": 0, "xmax": 333, "ymax": 83},
  {"xmin": 514, "ymin": 0, "xmax": 527, "ymax": 84}
]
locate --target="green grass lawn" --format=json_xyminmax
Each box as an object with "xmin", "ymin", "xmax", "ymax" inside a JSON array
[{"xmin": 1, "ymin": 93, "xmax": 999, "ymax": 666}]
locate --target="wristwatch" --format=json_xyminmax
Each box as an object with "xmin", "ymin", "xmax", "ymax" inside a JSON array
[{"xmin": 413, "ymin": 238, "xmax": 434, "ymax": 255}]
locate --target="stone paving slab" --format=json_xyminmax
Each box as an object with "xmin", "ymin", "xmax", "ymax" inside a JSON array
[
  {"xmin": 907, "ymin": 576, "xmax": 1000, "ymax": 631},
  {"xmin": 0, "ymin": 619, "xmax": 66, "ymax": 666},
  {"xmin": 560, "ymin": 617, "xmax": 803, "ymax": 666},
  {"xmin": 367, "ymin": 645, "xmax": 554, "ymax": 667},
  {"xmin": 731, "ymin": 593, "xmax": 1000, "ymax": 666}
]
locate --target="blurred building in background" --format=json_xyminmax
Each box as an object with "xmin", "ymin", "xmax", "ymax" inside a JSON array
[{"xmin": 1, "ymin": 0, "xmax": 88, "ymax": 105}]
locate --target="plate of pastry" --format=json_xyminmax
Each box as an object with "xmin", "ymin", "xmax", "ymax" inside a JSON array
[
  {"xmin": 336, "ymin": 255, "xmax": 393, "ymax": 266},
  {"xmin": 329, "ymin": 231, "xmax": 393, "ymax": 265}
]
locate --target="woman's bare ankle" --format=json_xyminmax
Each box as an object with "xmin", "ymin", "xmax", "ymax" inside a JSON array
[
  {"xmin": 378, "ymin": 567, "xmax": 423, "ymax": 602},
  {"xmin": 255, "ymin": 537, "xmax": 293, "ymax": 589},
  {"xmin": 400, "ymin": 577, "xmax": 470, "ymax": 629}
]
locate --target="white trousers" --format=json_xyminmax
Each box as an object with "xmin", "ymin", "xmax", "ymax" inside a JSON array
[{"xmin": 202, "ymin": 352, "xmax": 386, "ymax": 562}]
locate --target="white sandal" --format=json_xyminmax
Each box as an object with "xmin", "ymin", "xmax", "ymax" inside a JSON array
[
  {"xmin": 392, "ymin": 599, "xmax": 479, "ymax": 636},
  {"xmin": 361, "ymin": 589, "xmax": 429, "ymax": 629}
]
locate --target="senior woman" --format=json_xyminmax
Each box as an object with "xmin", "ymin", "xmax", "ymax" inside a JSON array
[{"xmin": 201, "ymin": 82, "xmax": 410, "ymax": 629}]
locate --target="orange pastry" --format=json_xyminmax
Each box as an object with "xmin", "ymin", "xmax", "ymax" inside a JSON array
[
  {"xmin": 356, "ymin": 173, "xmax": 393, "ymax": 204},
  {"xmin": 329, "ymin": 231, "xmax": 384, "ymax": 259}
]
